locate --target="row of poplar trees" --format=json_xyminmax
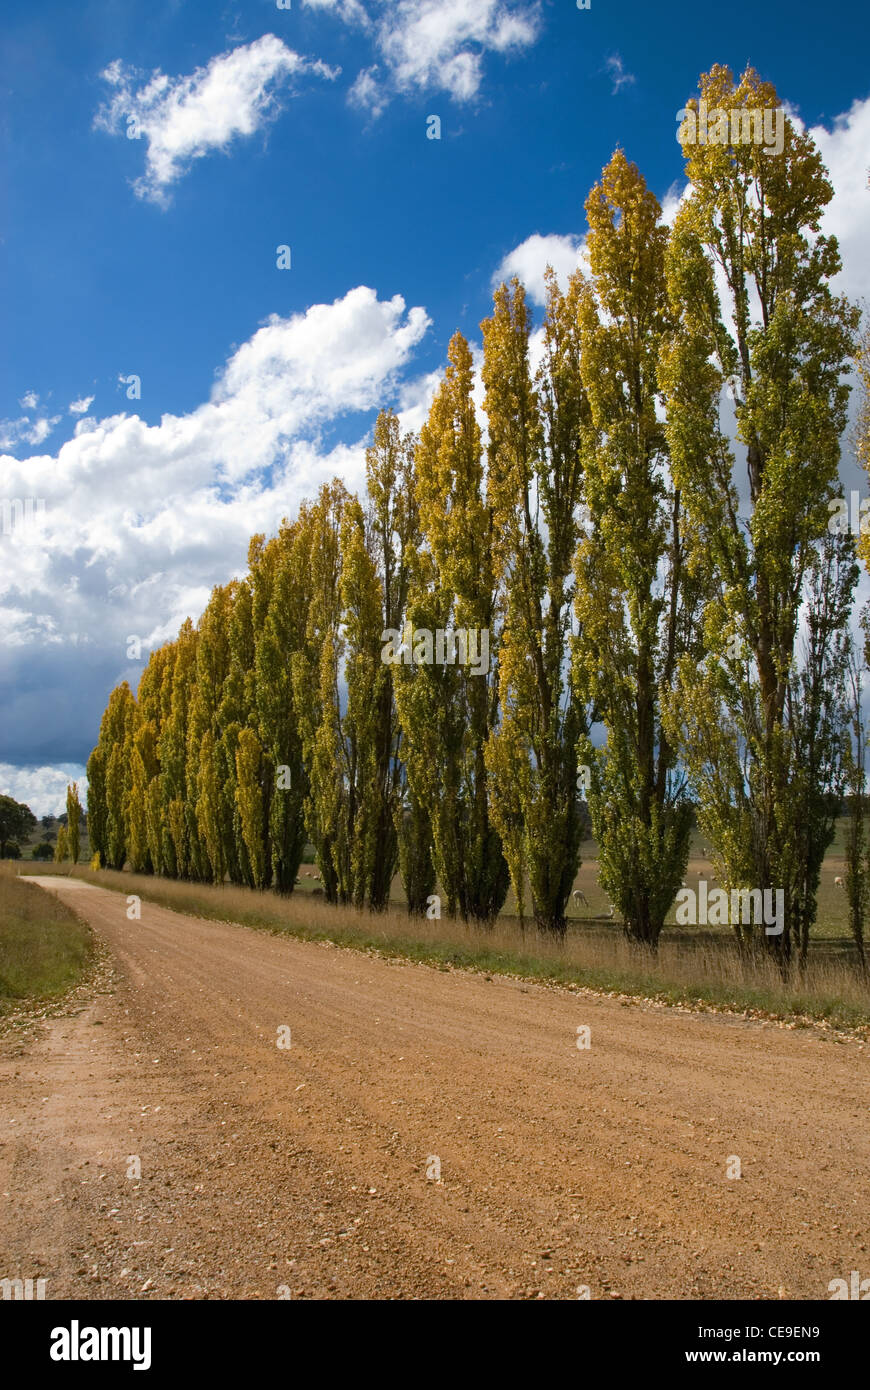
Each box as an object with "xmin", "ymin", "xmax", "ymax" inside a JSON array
[{"xmin": 87, "ymin": 67, "xmax": 868, "ymax": 966}]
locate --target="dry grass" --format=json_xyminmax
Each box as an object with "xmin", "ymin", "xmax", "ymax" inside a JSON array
[{"xmin": 41, "ymin": 862, "xmax": 870, "ymax": 1033}]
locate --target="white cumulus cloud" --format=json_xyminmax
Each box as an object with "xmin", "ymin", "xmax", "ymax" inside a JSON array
[
  {"xmin": 0, "ymin": 764, "xmax": 86, "ymax": 820},
  {"xmin": 808, "ymin": 95, "xmax": 870, "ymax": 307},
  {"xmin": 492, "ymin": 232, "xmax": 588, "ymax": 307},
  {"xmin": 0, "ymin": 287, "xmax": 430, "ymax": 770},
  {"xmin": 94, "ymin": 34, "xmax": 339, "ymax": 204},
  {"xmin": 0, "ymin": 415, "xmax": 62, "ymax": 450},
  {"xmin": 306, "ymin": 0, "xmax": 541, "ymax": 114}
]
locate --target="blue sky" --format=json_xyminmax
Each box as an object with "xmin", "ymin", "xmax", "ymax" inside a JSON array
[{"xmin": 1, "ymin": 0, "xmax": 869, "ymax": 815}]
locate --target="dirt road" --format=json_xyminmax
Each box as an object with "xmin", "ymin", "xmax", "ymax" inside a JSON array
[{"xmin": 1, "ymin": 877, "xmax": 867, "ymax": 1300}]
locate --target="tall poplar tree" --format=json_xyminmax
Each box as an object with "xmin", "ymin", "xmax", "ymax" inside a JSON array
[
  {"xmin": 137, "ymin": 645, "xmax": 173, "ymax": 875},
  {"xmin": 483, "ymin": 274, "xmax": 590, "ymax": 934},
  {"xmin": 660, "ymin": 66, "xmax": 859, "ymax": 962},
  {"xmin": 251, "ymin": 526, "xmax": 308, "ymax": 895},
  {"xmin": 66, "ymin": 782, "xmax": 82, "ymax": 865},
  {"xmin": 397, "ymin": 332, "xmax": 509, "ymax": 922},
  {"xmin": 363, "ymin": 410, "xmax": 426, "ymax": 910},
  {"xmin": 85, "ymin": 747, "xmax": 107, "ymax": 867},
  {"xmin": 573, "ymin": 151, "xmax": 698, "ymax": 947},
  {"xmin": 235, "ymin": 725, "xmax": 267, "ymax": 888},
  {"xmin": 95, "ymin": 682, "xmax": 137, "ymax": 870},
  {"xmin": 159, "ymin": 620, "xmax": 198, "ymax": 879},
  {"xmin": 340, "ymin": 494, "xmax": 396, "ymax": 907},
  {"xmin": 290, "ymin": 481, "xmax": 350, "ymax": 903}
]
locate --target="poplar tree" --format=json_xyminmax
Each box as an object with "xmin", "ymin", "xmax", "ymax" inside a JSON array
[
  {"xmin": 66, "ymin": 782, "xmax": 82, "ymax": 864},
  {"xmin": 196, "ymin": 729, "xmax": 226, "ymax": 882},
  {"xmin": 397, "ymin": 332, "xmax": 509, "ymax": 922},
  {"xmin": 159, "ymin": 620, "xmax": 198, "ymax": 879},
  {"xmin": 573, "ymin": 152, "xmax": 698, "ymax": 947},
  {"xmin": 95, "ymin": 682, "xmax": 136, "ymax": 870},
  {"xmin": 361, "ymin": 410, "xmax": 426, "ymax": 910},
  {"xmin": 483, "ymin": 274, "xmax": 590, "ymax": 934},
  {"xmin": 290, "ymin": 481, "xmax": 350, "ymax": 902},
  {"xmin": 136, "ymin": 645, "xmax": 172, "ymax": 875},
  {"xmin": 85, "ymin": 748, "xmax": 107, "ymax": 868},
  {"xmin": 126, "ymin": 729, "xmax": 150, "ymax": 872},
  {"xmin": 235, "ymin": 725, "xmax": 267, "ymax": 888},
  {"xmin": 300, "ymin": 480, "xmax": 403, "ymax": 909},
  {"xmin": 660, "ymin": 65, "xmax": 860, "ymax": 962},
  {"xmin": 251, "ymin": 526, "xmax": 308, "ymax": 894},
  {"xmin": 185, "ymin": 585, "xmax": 236, "ymax": 882},
  {"xmin": 143, "ymin": 640, "xmax": 176, "ymax": 876},
  {"xmin": 222, "ymin": 576, "xmax": 260, "ymax": 886},
  {"xmin": 340, "ymin": 494, "xmax": 395, "ymax": 906}
]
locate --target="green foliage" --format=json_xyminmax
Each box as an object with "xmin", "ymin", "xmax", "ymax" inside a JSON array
[
  {"xmin": 66, "ymin": 782, "xmax": 82, "ymax": 864},
  {"xmin": 573, "ymin": 152, "xmax": 698, "ymax": 947},
  {"xmin": 0, "ymin": 794, "xmax": 36, "ymax": 858},
  {"xmin": 86, "ymin": 748, "xmax": 107, "ymax": 867},
  {"xmin": 483, "ymin": 273, "xmax": 589, "ymax": 934},
  {"xmin": 397, "ymin": 332, "xmax": 509, "ymax": 923},
  {"xmin": 661, "ymin": 65, "xmax": 860, "ymax": 965}
]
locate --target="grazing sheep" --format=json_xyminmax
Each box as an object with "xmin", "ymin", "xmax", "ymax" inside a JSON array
[
  {"xmin": 572, "ymin": 889, "xmax": 589, "ymax": 908},
  {"xmin": 834, "ymin": 875, "xmax": 845, "ymax": 888}
]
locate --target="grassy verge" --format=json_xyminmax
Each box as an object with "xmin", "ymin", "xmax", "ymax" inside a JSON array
[
  {"xmin": 40, "ymin": 864, "xmax": 870, "ymax": 1034},
  {"xmin": 0, "ymin": 864, "xmax": 94, "ymax": 1010}
]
